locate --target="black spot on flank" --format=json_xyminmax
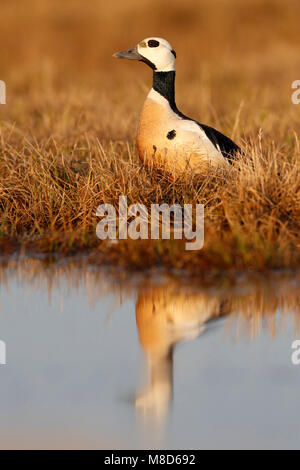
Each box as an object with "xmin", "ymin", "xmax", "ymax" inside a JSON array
[
  {"xmin": 153, "ymin": 145, "xmax": 157, "ymax": 155},
  {"xmin": 148, "ymin": 39, "xmax": 160, "ymax": 48},
  {"xmin": 171, "ymin": 49, "xmax": 176, "ymax": 58},
  {"xmin": 167, "ymin": 130, "xmax": 176, "ymax": 140}
]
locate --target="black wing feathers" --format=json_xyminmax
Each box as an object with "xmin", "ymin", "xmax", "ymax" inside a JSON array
[
  {"xmin": 198, "ymin": 123, "xmax": 241, "ymax": 163},
  {"xmin": 174, "ymin": 106, "xmax": 242, "ymax": 163}
]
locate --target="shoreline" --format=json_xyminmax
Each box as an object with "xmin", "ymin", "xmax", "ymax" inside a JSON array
[{"xmin": 1, "ymin": 248, "xmax": 300, "ymax": 286}]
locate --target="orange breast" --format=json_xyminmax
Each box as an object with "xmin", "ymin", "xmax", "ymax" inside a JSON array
[
  {"xmin": 136, "ymin": 98, "xmax": 222, "ymax": 177},
  {"xmin": 136, "ymin": 99, "xmax": 170, "ymax": 169}
]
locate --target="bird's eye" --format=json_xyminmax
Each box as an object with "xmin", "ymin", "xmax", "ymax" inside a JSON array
[{"xmin": 148, "ymin": 39, "xmax": 159, "ymax": 48}]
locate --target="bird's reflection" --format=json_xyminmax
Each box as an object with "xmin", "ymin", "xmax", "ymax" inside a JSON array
[
  {"xmin": 1, "ymin": 257, "xmax": 299, "ymax": 423},
  {"xmin": 135, "ymin": 280, "xmax": 231, "ymax": 420}
]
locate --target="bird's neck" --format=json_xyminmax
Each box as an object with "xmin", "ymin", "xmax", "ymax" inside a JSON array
[{"xmin": 152, "ymin": 71, "xmax": 177, "ymax": 111}]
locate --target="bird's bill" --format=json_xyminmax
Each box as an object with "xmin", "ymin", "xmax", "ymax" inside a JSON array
[{"xmin": 113, "ymin": 45, "xmax": 142, "ymax": 61}]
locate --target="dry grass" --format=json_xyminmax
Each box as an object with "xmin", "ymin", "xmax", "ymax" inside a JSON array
[{"xmin": 0, "ymin": 0, "xmax": 299, "ymax": 273}]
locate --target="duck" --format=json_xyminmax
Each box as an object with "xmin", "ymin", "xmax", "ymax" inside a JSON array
[{"xmin": 114, "ymin": 37, "xmax": 242, "ymax": 177}]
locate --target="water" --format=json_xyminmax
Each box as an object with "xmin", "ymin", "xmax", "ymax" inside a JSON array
[{"xmin": 0, "ymin": 258, "xmax": 300, "ymax": 449}]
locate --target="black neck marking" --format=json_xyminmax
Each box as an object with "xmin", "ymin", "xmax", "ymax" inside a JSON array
[{"xmin": 153, "ymin": 71, "xmax": 180, "ymax": 113}]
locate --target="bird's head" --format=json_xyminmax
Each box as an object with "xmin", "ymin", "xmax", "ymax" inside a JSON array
[{"xmin": 113, "ymin": 37, "xmax": 176, "ymax": 72}]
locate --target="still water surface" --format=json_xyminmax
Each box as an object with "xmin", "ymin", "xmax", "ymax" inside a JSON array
[{"xmin": 0, "ymin": 258, "xmax": 300, "ymax": 449}]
